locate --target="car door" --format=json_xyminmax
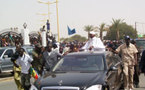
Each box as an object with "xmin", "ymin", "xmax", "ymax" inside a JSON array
[
  {"xmin": 1, "ymin": 49, "xmax": 14, "ymax": 71},
  {"xmin": 106, "ymin": 51, "xmax": 122, "ymax": 90}
]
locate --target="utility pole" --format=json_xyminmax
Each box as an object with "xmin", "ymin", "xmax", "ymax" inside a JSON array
[
  {"xmin": 56, "ymin": 0, "xmax": 60, "ymax": 42},
  {"xmin": 37, "ymin": 0, "xmax": 55, "ymax": 32},
  {"xmin": 135, "ymin": 22, "xmax": 137, "ymax": 32},
  {"xmin": 36, "ymin": 13, "xmax": 48, "ymax": 27},
  {"xmin": 37, "ymin": 0, "xmax": 60, "ymax": 42},
  {"xmin": 37, "ymin": 0, "xmax": 53, "ymax": 20}
]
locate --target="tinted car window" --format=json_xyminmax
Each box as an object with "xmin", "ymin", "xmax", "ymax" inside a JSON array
[
  {"xmin": 53, "ymin": 55, "xmax": 104, "ymax": 71},
  {"xmin": 4, "ymin": 49, "xmax": 13, "ymax": 58},
  {"xmin": 0, "ymin": 49, "xmax": 5, "ymax": 57},
  {"xmin": 136, "ymin": 40, "xmax": 145, "ymax": 50}
]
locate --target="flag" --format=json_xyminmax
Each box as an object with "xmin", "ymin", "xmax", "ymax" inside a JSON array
[
  {"xmin": 30, "ymin": 67, "xmax": 39, "ymax": 80},
  {"xmin": 67, "ymin": 26, "xmax": 76, "ymax": 35}
]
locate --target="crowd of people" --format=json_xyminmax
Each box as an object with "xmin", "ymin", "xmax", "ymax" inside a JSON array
[{"xmin": 1, "ymin": 31, "xmax": 145, "ymax": 90}]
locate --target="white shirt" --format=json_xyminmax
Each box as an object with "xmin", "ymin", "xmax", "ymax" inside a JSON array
[
  {"xmin": 82, "ymin": 37, "xmax": 105, "ymax": 51},
  {"xmin": 16, "ymin": 53, "xmax": 33, "ymax": 74},
  {"xmin": 51, "ymin": 48, "xmax": 62, "ymax": 62}
]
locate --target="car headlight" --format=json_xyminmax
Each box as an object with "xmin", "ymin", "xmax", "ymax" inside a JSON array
[
  {"xmin": 86, "ymin": 85, "xmax": 102, "ymax": 90},
  {"xmin": 30, "ymin": 85, "xmax": 38, "ymax": 90}
]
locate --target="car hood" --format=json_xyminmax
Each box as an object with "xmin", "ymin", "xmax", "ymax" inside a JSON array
[{"xmin": 37, "ymin": 71, "xmax": 107, "ymax": 89}]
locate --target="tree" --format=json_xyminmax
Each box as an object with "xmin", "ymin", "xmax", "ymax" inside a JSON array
[
  {"xmin": 84, "ymin": 25, "xmax": 95, "ymax": 39},
  {"xmin": 104, "ymin": 21, "xmax": 138, "ymax": 40},
  {"xmin": 98, "ymin": 23, "xmax": 107, "ymax": 40},
  {"xmin": 60, "ymin": 34, "xmax": 87, "ymax": 42},
  {"xmin": 111, "ymin": 19, "xmax": 124, "ymax": 40}
]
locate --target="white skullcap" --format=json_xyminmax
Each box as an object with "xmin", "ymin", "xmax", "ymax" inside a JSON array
[{"xmin": 89, "ymin": 31, "xmax": 96, "ymax": 35}]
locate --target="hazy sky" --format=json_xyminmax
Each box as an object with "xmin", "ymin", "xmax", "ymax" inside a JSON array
[{"xmin": 0, "ymin": 0, "xmax": 145, "ymax": 39}]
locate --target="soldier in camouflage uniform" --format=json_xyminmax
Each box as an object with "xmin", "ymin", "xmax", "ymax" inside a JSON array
[{"xmin": 32, "ymin": 43, "xmax": 43, "ymax": 75}]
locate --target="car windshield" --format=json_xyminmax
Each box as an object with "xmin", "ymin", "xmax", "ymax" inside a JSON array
[
  {"xmin": 136, "ymin": 40, "xmax": 145, "ymax": 50},
  {"xmin": 53, "ymin": 55, "xmax": 104, "ymax": 72},
  {"xmin": 0, "ymin": 49, "xmax": 5, "ymax": 57}
]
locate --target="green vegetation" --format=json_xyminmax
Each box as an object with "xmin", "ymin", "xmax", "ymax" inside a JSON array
[
  {"xmin": 104, "ymin": 19, "xmax": 137, "ymax": 40},
  {"xmin": 98, "ymin": 23, "xmax": 108, "ymax": 40},
  {"xmin": 84, "ymin": 25, "xmax": 96, "ymax": 39},
  {"xmin": 60, "ymin": 34, "xmax": 87, "ymax": 42}
]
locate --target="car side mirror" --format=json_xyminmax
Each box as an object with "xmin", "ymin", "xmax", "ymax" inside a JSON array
[{"xmin": 109, "ymin": 66, "xmax": 118, "ymax": 71}]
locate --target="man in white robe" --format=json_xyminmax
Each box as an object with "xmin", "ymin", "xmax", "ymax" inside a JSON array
[{"xmin": 82, "ymin": 31, "xmax": 105, "ymax": 51}]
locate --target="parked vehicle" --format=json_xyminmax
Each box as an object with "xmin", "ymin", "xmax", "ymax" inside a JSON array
[
  {"xmin": 134, "ymin": 39, "xmax": 145, "ymax": 63},
  {"xmin": 31, "ymin": 51, "xmax": 122, "ymax": 90},
  {"xmin": 0, "ymin": 45, "xmax": 34, "ymax": 73},
  {"xmin": 135, "ymin": 38, "xmax": 145, "ymax": 52}
]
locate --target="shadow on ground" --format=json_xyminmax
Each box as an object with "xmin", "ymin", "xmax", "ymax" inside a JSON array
[{"xmin": 138, "ymin": 87, "xmax": 145, "ymax": 89}]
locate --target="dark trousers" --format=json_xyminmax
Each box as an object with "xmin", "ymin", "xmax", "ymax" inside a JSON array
[
  {"xmin": 133, "ymin": 65, "xmax": 140, "ymax": 85},
  {"xmin": 21, "ymin": 73, "xmax": 31, "ymax": 90}
]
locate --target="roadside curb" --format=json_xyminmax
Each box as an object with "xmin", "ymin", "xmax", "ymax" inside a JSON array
[{"xmin": 0, "ymin": 77, "xmax": 13, "ymax": 82}]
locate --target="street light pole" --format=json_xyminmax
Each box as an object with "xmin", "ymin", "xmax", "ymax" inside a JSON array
[
  {"xmin": 56, "ymin": 0, "xmax": 60, "ymax": 42},
  {"xmin": 38, "ymin": 0, "xmax": 50, "ymax": 20},
  {"xmin": 38, "ymin": 0, "xmax": 60, "ymax": 42},
  {"xmin": 37, "ymin": 0, "xmax": 55, "ymax": 32},
  {"xmin": 135, "ymin": 22, "xmax": 137, "ymax": 32}
]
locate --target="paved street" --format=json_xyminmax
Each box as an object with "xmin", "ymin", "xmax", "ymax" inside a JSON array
[
  {"xmin": 135, "ymin": 74, "xmax": 145, "ymax": 90},
  {"xmin": 0, "ymin": 72, "xmax": 16, "ymax": 90},
  {"xmin": 0, "ymin": 80, "xmax": 17, "ymax": 90},
  {"xmin": 0, "ymin": 74, "xmax": 145, "ymax": 90}
]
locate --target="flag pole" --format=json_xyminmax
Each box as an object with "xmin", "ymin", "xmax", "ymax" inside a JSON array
[{"xmin": 56, "ymin": 0, "xmax": 60, "ymax": 42}]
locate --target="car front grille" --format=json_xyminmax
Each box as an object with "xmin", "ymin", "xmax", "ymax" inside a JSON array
[{"xmin": 41, "ymin": 86, "xmax": 79, "ymax": 90}]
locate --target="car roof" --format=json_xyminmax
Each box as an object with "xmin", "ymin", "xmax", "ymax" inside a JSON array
[
  {"xmin": 0, "ymin": 46, "xmax": 15, "ymax": 49},
  {"xmin": 22, "ymin": 45, "xmax": 34, "ymax": 48},
  {"xmin": 0, "ymin": 45, "xmax": 34, "ymax": 49},
  {"xmin": 135, "ymin": 39, "xmax": 145, "ymax": 41},
  {"xmin": 66, "ymin": 51, "xmax": 106, "ymax": 56}
]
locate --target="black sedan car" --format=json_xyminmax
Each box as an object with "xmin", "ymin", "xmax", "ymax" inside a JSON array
[{"xmin": 31, "ymin": 51, "xmax": 122, "ymax": 90}]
